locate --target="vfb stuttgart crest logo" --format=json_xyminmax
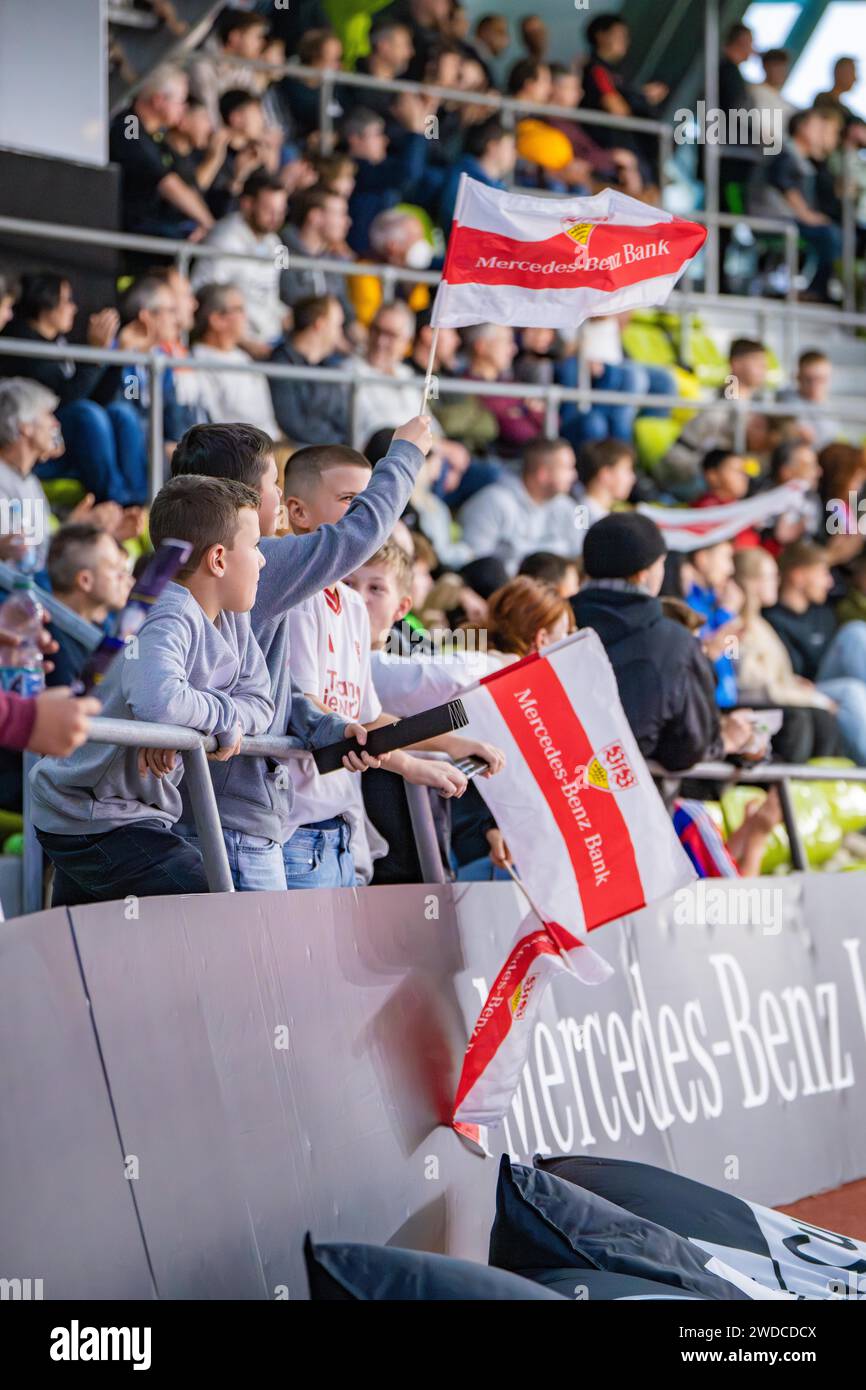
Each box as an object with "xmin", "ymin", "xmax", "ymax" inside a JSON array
[
  {"xmin": 583, "ymin": 740, "xmax": 638, "ymax": 792},
  {"xmin": 560, "ymin": 213, "xmax": 611, "ymax": 251}
]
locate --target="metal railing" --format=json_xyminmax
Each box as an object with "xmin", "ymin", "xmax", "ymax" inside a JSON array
[
  {"xmin": 2, "ymin": 331, "xmax": 864, "ymax": 501},
  {"xmin": 648, "ymin": 758, "xmax": 866, "ymax": 873},
  {"xmin": 21, "ymin": 716, "xmax": 448, "ymax": 914},
  {"xmin": 2, "ymin": 209, "xmax": 864, "ymax": 374},
  {"xmin": 199, "ymin": 50, "xmax": 860, "ymax": 306},
  {"xmin": 18, "ymin": 716, "xmax": 866, "ymax": 914}
]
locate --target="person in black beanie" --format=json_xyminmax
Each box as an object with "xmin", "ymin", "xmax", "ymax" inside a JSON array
[{"xmin": 571, "ymin": 513, "xmax": 753, "ymax": 770}]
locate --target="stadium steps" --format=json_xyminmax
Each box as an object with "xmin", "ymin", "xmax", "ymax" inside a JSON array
[{"xmin": 108, "ymin": 0, "xmax": 224, "ymax": 114}]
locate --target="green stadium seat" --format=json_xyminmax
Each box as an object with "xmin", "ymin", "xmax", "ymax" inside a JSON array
[
  {"xmin": 42, "ymin": 478, "xmax": 86, "ymax": 512},
  {"xmin": 720, "ymin": 786, "xmax": 790, "ymax": 874},
  {"xmin": 634, "ymin": 416, "xmax": 684, "ymax": 474},
  {"xmin": 804, "ymin": 758, "xmax": 866, "ymax": 834}
]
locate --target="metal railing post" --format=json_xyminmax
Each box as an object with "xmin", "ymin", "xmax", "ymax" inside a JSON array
[
  {"xmin": 544, "ymin": 385, "xmax": 560, "ymax": 438},
  {"xmin": 703, "ymin": 0, "xmax": 721, "ymax": 298},
  {"xmin": 21, "ymin": 751, "xmax": 43, "ymax": 915},
  {"xmin": 842, "ymin": 149, "xmax": 858, "ymax": 314},
  {"xmin": 148, "ymin": 356, "xmax": 165, "ymax": 503},
  {"xmin": 181, "ymin": 743, "xmax": 235, "ymax": 893},
  {"xmin": 349, "ymin": 379, "xmax": 362, "ymax": 450},
  {"xmin": 404, "ymin": 781, "xmax": 448, "ymax": 884},
  {"xmin": 319, "ymin": 73, "xmax": 335, "ymax": 156},
  {"xmin": 784, "ymin": 224, "xmax": 799, "ymax": 304},
  {"xmin": 778, "ymin": 776, "xmax": 808, "ymax": 872}
]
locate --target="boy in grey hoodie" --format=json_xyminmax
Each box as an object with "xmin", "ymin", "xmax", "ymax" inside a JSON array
[
  {"xmin": 30, "ymin": 475, "xmax": 275, "ymax": 905},
  {"xmin": 168, "ymin": 415, "xmax": 432, "ymax": 890}
]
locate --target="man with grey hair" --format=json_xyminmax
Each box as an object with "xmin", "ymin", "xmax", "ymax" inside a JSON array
[
  {"xmin": 368, "ymin": 208, "xmax": 433, "ymax": 271},
  {"xmin": 0, "ymin": 379, "xmax": 121, "ymax": 568},
  {"xmin": 109, "ymin": 65, "xmax": 215, "ymax": 239}
]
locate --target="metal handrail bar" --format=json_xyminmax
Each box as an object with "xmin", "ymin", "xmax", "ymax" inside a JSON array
[
  {"xmin": 1, "ymin": 212, "xmax": 862, "ymax": 330},
  {"xmin": 647, "ymin": 758, "xmax": 866, "ymax": 873},
  {"xmin": 648, "ymin": 759, "xmax": 866, "ymax": 784},
  {"xmin": 186, "ymin": 54, "xmax": 669, "ymax": 138},
  {"xmin": 22, "ymin": 716, "xmax": 447, "ymax": 910},
  {"xmin": 1, "ymin": 335, "xmax": 861, "ymax": 424}
]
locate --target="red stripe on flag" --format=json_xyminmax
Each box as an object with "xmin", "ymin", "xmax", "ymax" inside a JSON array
[
  {"xmin": 452, "ymin": 927, "xmax": 561, "ymax": 1114},
  {"xmin": 442, "ymin": 218, "xmax": 706, "ymax": 294},
  {"xmin": 483, "ymin": 656, "xmax": 645, "ymax": 928}
]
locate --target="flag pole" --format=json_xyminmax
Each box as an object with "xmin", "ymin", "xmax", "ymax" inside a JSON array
[
  {"xmin": 420, "ymin": 326, "xmax": 440, "ymax": 415},
  {"xmin": 504, "ymin": 863, "xmax": 580, "ymax": 975}
]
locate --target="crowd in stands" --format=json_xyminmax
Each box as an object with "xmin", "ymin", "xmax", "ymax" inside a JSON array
[{"xmin": 1, "ymin": 5, "xmax": 866, "ymax": 904}]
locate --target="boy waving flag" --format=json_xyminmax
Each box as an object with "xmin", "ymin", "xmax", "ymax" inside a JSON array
[{"xmin": 431, "ymin": 179, "xmax": 707, "ymax": 329}]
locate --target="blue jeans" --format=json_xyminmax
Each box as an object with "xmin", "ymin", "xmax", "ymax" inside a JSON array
[
  {"xmin": 282, "ymin": 818, "xmax": 357, "ymax": 889},
  {"xmin": 37, "ymin": 819, "xmax": 208, "ymax": 906},
  {"xmin": 176, "ymin": 823, "xmax": 287, "ymax": 892},
  {"xmin": 817, "ymin": 621, "xmax": 866, "ymax": 687},
  {"xmin": 40, "ymin": 399, "xmax": 148, "ymax": 505},
  {"xmin": 453, "ymin": 852, "xmax": 512, "ymax": 881},
  {"xmin": 798, "ymin": 221, "xmax": 843, "ymax": 298},
  {"xmin": 811, "ymin": 624, "xmax": 866, "ymax": 764},
  {"xmin": 558, "ymin": 361, "xmax": 675, "ymax": 446}
]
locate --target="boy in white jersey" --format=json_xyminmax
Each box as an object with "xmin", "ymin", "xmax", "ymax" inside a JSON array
[{"xmin": 282, "ymin": 446, "xmax": 503, "ymax": 887}]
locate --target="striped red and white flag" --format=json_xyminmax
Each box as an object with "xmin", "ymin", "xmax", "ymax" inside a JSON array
[
  {"xmin": 637, "ymin": 482, "xmax": 808, "ymax": 551},
  {"xmin": 453, "ymin": 913, "xmax": 592, "ymax": 1138},
  {"xmin": 452, "ymin": 630, "xmax": 695, "ymax": 1134},
  {"xmin": 431, "ymin": 177, "xmax": 707, "ymax": 329},
  {"xmin": 461, "ymin": 628, "xmax": 694, "ymax": 938}
]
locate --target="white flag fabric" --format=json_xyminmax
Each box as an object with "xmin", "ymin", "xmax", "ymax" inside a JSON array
[
  {"xmin": 460, "ymin": 629, "xmax": 695, "ymax": 938},
  {"xmin": 453, "ymin": 913, "xmax": 602, "ymax": 1132},
  {"xmin": 431, "ymin": 178, "xmax": 707, "ymax": 329},
  {"xmin": 637, "ymin": 482, "xmax": 808, "ymax": 552}
]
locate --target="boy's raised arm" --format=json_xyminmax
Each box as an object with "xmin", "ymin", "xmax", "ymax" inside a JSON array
[{"xmin": 255, "ymin": 418, "xmax": 432, "ymax": 618}]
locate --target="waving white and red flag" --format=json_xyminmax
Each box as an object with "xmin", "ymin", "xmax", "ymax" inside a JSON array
[
  {"xmin": 432, "ymin": 178, "xmax": 707, "ymax": 329},
  {"xmin": 452, "ymin": 630, "xmax": 694, "ymax": 1135},
  {"xmin": 638, "ymin": 482, "xmax": 809, "ymax": 552}
]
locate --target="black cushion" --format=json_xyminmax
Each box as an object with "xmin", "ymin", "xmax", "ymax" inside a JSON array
[
  {"xmin": 537, "ymin": 1154, "xmax": 866, "ymax": 1300},
  {"xmin": 488, "ymin": 1155, "xmax": 763, "ymax": 1300},
  {"xmin": 304, "ymin": 1234, "xmax": 567, "ymax": 1301}
]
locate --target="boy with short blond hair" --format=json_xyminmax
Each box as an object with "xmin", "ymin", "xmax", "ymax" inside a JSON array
[
  {"xmin": 30, "ymin": 474, "xmax": 274, "ymax": 905},
  {"xmin": 283, "ymin": 463, "xmax": 502, "ymax": 887}
]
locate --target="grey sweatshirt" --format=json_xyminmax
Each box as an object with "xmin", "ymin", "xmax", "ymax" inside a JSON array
[
  {"xmin": 30, "ymin": 583, "xmax": 274, "ymax": 836},
  {"xmin": 201, "ymin": 438, "xmax": 424, "ymax": 842},
  {"xmin": 200, "ymin": 439, "xmax": 422, "ymax": 839}
]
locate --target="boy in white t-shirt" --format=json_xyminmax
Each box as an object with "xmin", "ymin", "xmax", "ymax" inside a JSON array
[{"xmin": 283, "ymin": 446, "xmax": 503, "ymax": 888}]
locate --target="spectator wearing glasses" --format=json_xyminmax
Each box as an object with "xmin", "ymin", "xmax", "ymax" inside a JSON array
[
  {"xmin": 348, "ymin": 302, "xmax": 423, "ymax": 445},
  {"xmin": 45, "ymin": 525, "xmax": 133, "ymax": 687}
]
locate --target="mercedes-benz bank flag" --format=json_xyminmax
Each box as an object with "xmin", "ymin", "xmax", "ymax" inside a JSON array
[
  {"xmin": 432, "ymin": 179, "xmax": 707, "ymax": 329},
  {"xmin": 451, "ymin": 631, "xmax": 695, "ymax": 1137},
  {"xmin": 538, "ymin": 1155, "xmax": 866, "ymax": 1300}
]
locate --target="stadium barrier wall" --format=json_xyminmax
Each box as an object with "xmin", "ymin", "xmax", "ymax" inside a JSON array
[{"xmin": 1, "ymin": 873, "xmax": 865, "ymax": 1299}]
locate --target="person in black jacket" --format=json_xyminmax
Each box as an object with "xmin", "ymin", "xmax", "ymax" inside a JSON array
[{"xmin": 571, "ymin": 513, "xmax": 753, "ymax": 771}]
